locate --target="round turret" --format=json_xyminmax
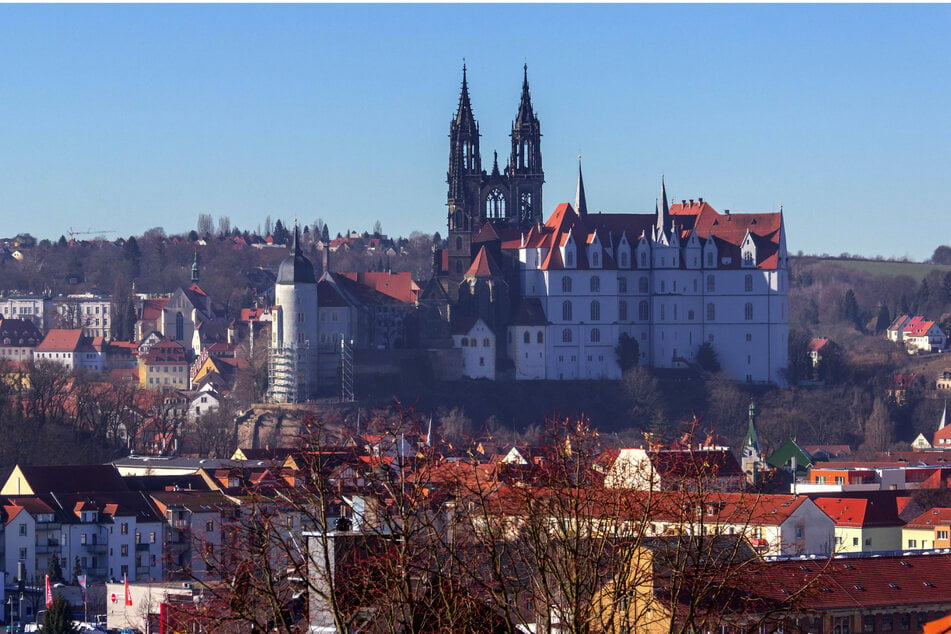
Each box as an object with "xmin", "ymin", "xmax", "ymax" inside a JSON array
[{"xmin": 277, "ymin": 227, "xmax": 316, "ymax": 285}]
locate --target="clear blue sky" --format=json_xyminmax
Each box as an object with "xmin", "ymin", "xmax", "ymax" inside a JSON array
[{"xmin": 2, "ymin": 4, "xmax": 949, "ymax": 260}]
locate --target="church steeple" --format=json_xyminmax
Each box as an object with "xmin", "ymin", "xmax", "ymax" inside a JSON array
[
  {"xmin": 515, "ymin": 64, "xmax": 535, "ymax": 129},
  {"xmin": 656, "ymin": 175, "xmax": 670, "ymax": 238},
  {"xmin": 449, "ymin": 64, "xmax": 482, "ymax": 198},
  {"xmin": 575, "ymin": 155, "xmax": 588, "ymax": 217},
  {"xmin": 191, "ymin": 250, "xmax": 200, "ymax": 284},
  {"xmin": 509, "ymin": 65, "xmax": 544, "ymax": 228},
  {"xmin": 454, "ymin": 64, "xmax": 478, "ymax": 135}
]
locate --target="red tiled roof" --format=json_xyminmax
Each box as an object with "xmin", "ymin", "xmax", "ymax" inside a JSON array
[
  {"xmin": 813, "ymin": 496, "xmax": 904, "ymax": 528},
  {"xmin": 465, "ymin": 246, "xmax": 503, "ymax": 277},
  {"xmin": 140, "ymin": 298, "xmax": 169, "ymax": 321},
  {"xmin": 338, "ymin": 272, "xmax": 419, "ymax": 304},
  {"xmin": 34, "ymin": 329, "xmax": 83, "ymax": 352},
  {"xmin": 808, "ymin": 338, "xmax": 830, "ymax": 353},
  {"xmin": 905, "ymin": 507, "xmax": 951, "ymax": 529}
]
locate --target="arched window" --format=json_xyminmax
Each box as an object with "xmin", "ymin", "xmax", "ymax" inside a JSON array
[
  {"xmin": 562, "ymin": 328, "xmax": 572, "ymax": 343},
  {"xmin": 619, "ymin": 251, "xmax": 629, "ymax": 268},
  {"xmin": 706, "ymin": 251, "xmax": 714, "ymax": 267},
  {"xmin": 456, "ymin": 236, "xmax": 463, "ymax": 251},
  {"xmin": 745, "ymin": 303, "xmax": 753, "ymax": 321},
  {"xmin": 487, "ymin": 188, "xmax": 506, "ymax": 219},
  {"xmin": 618, "ymin": 277, "xmax": 628, "ymax": 293},
  {"xmin": 640, "ymin": 252, "xmax": 647, "ymax": 268},
  {"xmin": 619, "ymin": 300, "xmax": 628, "ymax": 321},
  {"xmin": 592, "ymin": 251, "xmax": 600, "ymax": 268},
  {"xmin": 688, "ymin": 309, "xmax": 695, "ymax": 321},
  {"xmin": 639, "ymin": 277, "xmax": 649, "ymax": 293},
  {"xmin": 470, "ymin": 338, "xmax": 477, "ymax": 347},
  {"xmin": 707, "ymin": 303, "xmax": 716, "ymax": 321},
  {"xmin": 520, "ymin": 191, "xmax": 533, "ymax": 222},
  {"xmin": 483, "ymin": 338, "xmax": 490, "ymax": 347},
  {"xmin": 639, "ymin": 300, "xmax": 649, "ymax": 321},
  {"xmin": 591, "ymin": 276, "xmax": 600, "ymax": 293},
  {"xmin": 562, "ymin": 301, "xmax": 573, "ymax": 321},
  {"xmin": 537, "ymin": 331, "xmax": 544, "ymax": 344},
  {"xmin": 591, "ymin": 328, "xmax": 601, "ymax": 343},
  {"xmin": 744, "ymin": 251, "xmax": 754, "ymax": 266},
  {"xmin": 566, "ymin": 250, "xmax": 575, "ymax": 267},
  {"xmin": 590, "ymin": 301, "xmax": 600, "ymax": 321},
  {"xmin": 706, "ymin": 275, "xmax": 716, "ymax": 293},
  {"xmin": 175, "ymin": 312, "xmax": 184, "ymax": 341},
  {"xmin": 523, "ymin": 331, "xmax": 531, "ymax": 344},
  {"xmin": 562, "ymin": 276, "xmax": 572, "ymax": 293},
  {"xmin": 745, "ymin": 274, "xmax": 753, "ymax": 292}
]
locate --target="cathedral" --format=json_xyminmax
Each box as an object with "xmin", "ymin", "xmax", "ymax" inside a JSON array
[{"xmin": 437, "ymin": 66, "xmax": 789, "ymax": 385}]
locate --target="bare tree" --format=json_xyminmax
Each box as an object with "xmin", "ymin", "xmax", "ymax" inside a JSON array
[{"xmin": 197, "ymin": 214, "xmax": 214, "ymax": 236}]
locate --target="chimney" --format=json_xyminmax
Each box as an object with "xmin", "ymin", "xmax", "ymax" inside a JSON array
[{"xmin": 698, "ymin": 197, "xmax": 703, "ymax": 204}]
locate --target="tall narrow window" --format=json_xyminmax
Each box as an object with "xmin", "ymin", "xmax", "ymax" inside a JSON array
[
  {"xmin": 592, "ymin": 252, "xmax": 600, "ymax": 268},
  {"xmin": 640, "ymin": 252, "xmax": 647, "ymax": 268},
  {"xmin": 590, "ymin": 301, "xmax": 600, "ymax": 321},
  {"xmin": 456, "ymin": 236, "xmax": 463, "ymax": 250},
  {"xmin": 562, "ymin": 276, "xmax": 572, "ymax": 293},
  {"xmin": 591, "ymin": 276, "xmax": 600, "ymax": 292},
  {"xmin": 707, "ymin": 303, "xmax": 716, "ymax": 321},
  {"xmin": 562, "ymin": 328, "xmax": 572, "ymax": 343},
  {"xmin": 175, "ymin": 313, "xmax": 184, "ymax": 341},
  {"xmin": 523, "ymin": 331, "xmax": 530, "ymax": 344},
  {"xmin": 639, "ymin": 277, "xmax": 649, "ymax": 293},
  {"xmin": 619, "ymin": 300, "xmax": 628, "ymax": 321},
  {"xmin": 745, "ymin": 274, "xmax": 753, "ymax": 292},
  {"xmin": 618, "ymin": 277, "xmax": 628, "ymax": 293},
  {"xmin": 639, "ymin": 301, "xmax": 649, "ymax": 321},
  {"xmin": 591, "ymin": 328, "xmax": 601, "ymax": 343},
  {"xmin": 706, "ymin": 275, "xmax": 716, "ymax": 293},
  {"xmin": 562, "ymin": 301, "xmax": 573, "ymax": 321},
  {"xmin": 487, "ymin": 188, "xmax": 506, "ymax": 219},
  {"xmin": 745, "ymin": 303, "xmax": 753, "ymax": 320}
]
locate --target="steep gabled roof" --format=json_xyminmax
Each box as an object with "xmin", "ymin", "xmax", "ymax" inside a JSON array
[{"xmin": 465, "ymin": 246, "xmax": 503, "ymax": 278}]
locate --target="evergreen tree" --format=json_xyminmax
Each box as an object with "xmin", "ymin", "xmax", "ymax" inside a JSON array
[
  {"xmin": 696, "ymin": 341, "xmax": 721, "ymax": 373},
  {"xmin": 57, "ymin": 235, "xmax": 67, "ymax": 248},
  {"xmin": 321, "ymin": 224, "xmax": 330, "ymax": 242},
  {"xmin": 42, "ymin": 595, "xmax": 78, "ymax": 634},
  {"xmin": 47, "ymin": 554, "xmax": 65, "ymax": 585},
  {"xmin": 72, "ymin": 557, "xmax": 81, "ymax": 585},
  {"xmin": 615, "ymin": 333, "xmax": 640, "ymax": 373},
  {"xmin": 840, "ymin": 289, "xmax": 861, "ymax": 330}
]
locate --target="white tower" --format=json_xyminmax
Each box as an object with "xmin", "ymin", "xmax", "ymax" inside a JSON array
[{"xmin": 269, "ymin": 226, "xmax": 319, "ymax": 403}]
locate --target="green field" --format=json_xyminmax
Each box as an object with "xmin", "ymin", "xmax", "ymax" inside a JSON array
[{"xmin": 807, "ymin": 258, "xmax": 951, "ymax": 281}]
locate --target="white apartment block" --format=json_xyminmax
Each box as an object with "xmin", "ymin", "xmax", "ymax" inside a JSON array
[{"xmin": 0, "ymin": 293, "xmax": 50, "ymax": 331}]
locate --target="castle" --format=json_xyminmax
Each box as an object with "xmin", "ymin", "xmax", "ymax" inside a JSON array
[
  {"xmin": 436, "ymin": 66, "xmax": 789, "ymax": 385},
  {"xmin": 266, "ymin": 66, "xmax": 790, "ymax": 402}
]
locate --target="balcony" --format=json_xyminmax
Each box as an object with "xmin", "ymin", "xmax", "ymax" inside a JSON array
[
  {"xmin": 135, "ymin": 543, "xmax": 151, "ymax": 552},
  {"xmin": 82, "ymin": 543, "xmax": 107, "ymax": 554},
  {"xmin": 170, "ymin": 520, "xmax": 190, "ymax": 530}
]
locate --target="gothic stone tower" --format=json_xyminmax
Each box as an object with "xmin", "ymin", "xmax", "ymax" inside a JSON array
[{"xmin": 446, "ymin": 65, "xmax": 544, "ymax": 298}]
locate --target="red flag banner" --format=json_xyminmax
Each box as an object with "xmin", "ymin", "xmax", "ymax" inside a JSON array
[
  {"xmin": 45, "ymin": 574, "xmax": 52, "ymax": 609},
  {"xmin": 124, "ymin": 574, "xmax": 133, "ymax": 606}
]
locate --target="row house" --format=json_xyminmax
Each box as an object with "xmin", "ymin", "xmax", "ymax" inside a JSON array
[
  {"xmin": 0, "ymin": 465, "xmax": 162, "ymax": 584},
  {"xmin": 597, "ymin": 446, "xmax": 744, "ymax": 492},
  {"xmin": 794, "ymin": 462, "xmax": 951, "ymax": 494},
  {"xmin": 812, "ymin": 495, "xmax": 905, "ymax": 553},
  {"xmin": 901, "ymin": 507, "xmax": 951, "ymax": 551},
  {"xmin": 148, "ymin": 490, "xmax": 239, "ymax": 581}
]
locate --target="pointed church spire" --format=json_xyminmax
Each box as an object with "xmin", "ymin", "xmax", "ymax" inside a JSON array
[
  {"xmin": 656, "ymin": 175, "xmax": 670, "ymax": 238},
  {"xmin": 515, "ymin": 63, "xmax": 535, "ymax": 128},
  {"xmin": 454, "ymin": 64, "xmax": 477, "ymax": 133},
  {"xmin": 575, "ymin": 155, "xmax": 588, "ymax": 217},
  {"xmin": 292, "ymin": 222, "xmax": 302, "ymax": 257},
  {"xmin": 491, "ymin": 150, "xmax": 500, "ymax": 176},
  {"xmin": 744, "ymin": 400, "xmax": 761, "ymax": 459}
]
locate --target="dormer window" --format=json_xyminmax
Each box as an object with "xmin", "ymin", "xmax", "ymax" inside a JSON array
[
  {"xmin": 619, "ymin": 251, "xmax": 629, "ymax": 268},
  {"xmin": 591, "ymin": 251, "xmax": 600, "ymax": 268},
  {"xmin": 743, "ymin": 251, "xmax": 754, "ymax": 267},
  {"xmin": 566, "ymin": 250, "xmax": 575, "ymax": 268}
]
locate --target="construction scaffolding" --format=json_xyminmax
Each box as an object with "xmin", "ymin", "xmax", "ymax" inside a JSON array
[{"xmin": 268, "ymin": 343, "xmax": 313, "ymax": 403}]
